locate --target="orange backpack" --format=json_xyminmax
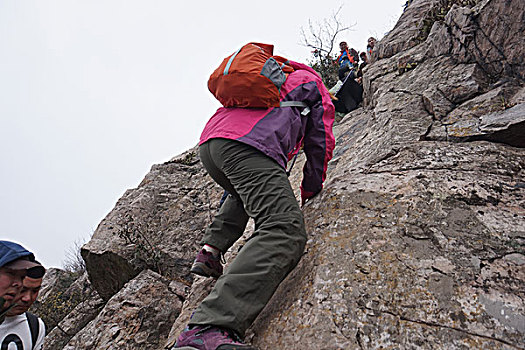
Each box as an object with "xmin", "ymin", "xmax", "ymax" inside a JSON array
[{"xmin": 208, "ymin": 43, "xmax": 296, "ymax": 108}]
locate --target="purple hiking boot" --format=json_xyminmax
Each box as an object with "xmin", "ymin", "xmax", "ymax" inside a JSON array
[
  {"xmin": 190, "ymin": 249, "xmax": 223, "ymax": 278},
  {"xmin": 172, "ymin": 325, "xmax": 256, "ymax": 350}
]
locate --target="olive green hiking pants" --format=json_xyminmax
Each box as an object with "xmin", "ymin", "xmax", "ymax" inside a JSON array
[{"xmin": 190, "ymin": 138, "xmax": 307, "ymax": 336}]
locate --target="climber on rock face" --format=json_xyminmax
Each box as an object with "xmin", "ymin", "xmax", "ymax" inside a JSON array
[{"xmin": 171, "ymin": 42, "xmax": 335, "ymax": 350}]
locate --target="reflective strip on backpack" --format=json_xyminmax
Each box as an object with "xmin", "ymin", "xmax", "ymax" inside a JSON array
[
  {"xmin": 223, "ymin": 48, "xmax": 242, "ymax": 75},
  {"xmin": 279, "ymin": 101, "xmax": 308, "ymax": 108},
  {"xmin": 279, "ymin": 101, "xmax": 310, "ymax": 116}
]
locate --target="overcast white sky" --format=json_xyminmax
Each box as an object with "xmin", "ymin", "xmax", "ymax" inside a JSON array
[{"xmin": 0, "ymin": 0, "xmax": 405, "ymax": 269}]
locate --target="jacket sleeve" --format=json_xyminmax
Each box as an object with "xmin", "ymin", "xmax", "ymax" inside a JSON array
[{"xmin": 299, "ymin": 74, "xmax": 335, "ymax": 202}]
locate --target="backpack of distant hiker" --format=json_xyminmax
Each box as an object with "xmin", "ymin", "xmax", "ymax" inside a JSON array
[
  {"xmin": 349, "ymin": 48, "xmax": 359, "ymax": 66},
  {"xmin": 208, "ymin": 42, "xmax": 302, "ymax": 108}
]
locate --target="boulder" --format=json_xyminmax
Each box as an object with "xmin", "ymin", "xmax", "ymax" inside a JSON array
[
  {"xmin": 81, "ymin": 148, "xmax": 224, "ymax": 300},
  {"xmin": 62, "ymin": 270, "xmax": 182, "ymax": 350},
  {"xmin": 42, "ymin": 293, "xmax": 104, "ymax": 350},
  {"xmin": 376, "ymin": 0, "xmax": 443, "ymax": 59},
  {"xmin": 29, "ymin": 268, "xmax": 86, "ymax": 331}
]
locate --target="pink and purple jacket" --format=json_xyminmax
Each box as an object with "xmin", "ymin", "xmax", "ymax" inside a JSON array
[{"xmin": 199, "ymin": 61, "xmax": 335, "ymax": 201}]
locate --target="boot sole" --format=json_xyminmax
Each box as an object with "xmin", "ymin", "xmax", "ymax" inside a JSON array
[{"xmin": 190, "ymin": 262, "xmax": 222, "ymax": 278}]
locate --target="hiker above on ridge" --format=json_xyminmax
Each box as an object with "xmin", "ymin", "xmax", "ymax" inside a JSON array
[
  {"xmin": 356, "ymin": 51, "xmax": 368, "ymax": 84},
  {"xmin": 171, "ymin": 42, "xmax": 335, "ymax": 350},
  {"xmin": 403, "ymin": 0, "xmax": 413, "ymax": 12},
  {"xmin": 335, "ymin": 41, "xmax": 358, "ymax": 81},
  {"xmin": 366, "ymin": 37, "xmax": 377, "ymax": 62},
  {"xmin": 329, "ymin": 44, "xmax": 364, "ymax": 114}
]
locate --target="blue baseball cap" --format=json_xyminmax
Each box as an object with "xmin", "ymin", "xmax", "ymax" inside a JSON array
[{"xmin": 0, "ymin": 240, "xmax": 45, "ymax": 278}]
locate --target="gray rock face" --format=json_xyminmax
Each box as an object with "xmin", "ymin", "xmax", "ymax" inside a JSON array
[
  {"xmin": 61, "ymin": 270, "xmax": 181, "ymax": 350},
  {"xmin": 33, "ymin": 268, "xmax": 75, "ymax": 302},
  {"xmin": 448, "ymin": 0, "xmax": 525, "ymax": 81},
  {"xmin": 247, "ymin": 120, "xmax": 524, "ymax": 349},
  {"xmin": 42, "ymin": 293, "xmax": 104, "ymax": 350},
  {"xmin": 445, "ymin": 103, "xmax": 525, "ymax": 147},
  {"xmin": 44, "ymin": 0, "xmax": 524, "ymax": 348},
  {"xmin": 376, "ymin": 0, "xmax": 443, "ymax": 59},
  {"xmin": 81, "ymin": 148, "xmax": 223, "ymax": 301},
  {"xmin": 29, "ymin": 268, "xmax": 88, "ymax": 332},
  {"xmin": 242, "ymin": 0, "xmax": 525, "ymax": 348}
]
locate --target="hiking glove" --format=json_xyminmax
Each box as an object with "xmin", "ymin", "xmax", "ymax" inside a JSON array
[{"xmin": 300, "ymin": 187, "xmax": 321, "ymax": 206}]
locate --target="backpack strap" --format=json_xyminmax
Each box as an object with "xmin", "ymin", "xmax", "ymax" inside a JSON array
[{"xmin": 26, "ymin": 312, "xmax": 39, "ymax": 350}]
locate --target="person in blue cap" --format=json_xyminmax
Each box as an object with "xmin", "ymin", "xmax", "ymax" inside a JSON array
[{"xmin": 0, "ymin": 240, "xmax": 45, "ymax": 322}]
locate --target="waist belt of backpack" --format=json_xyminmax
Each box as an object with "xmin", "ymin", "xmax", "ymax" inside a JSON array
[{"xmin": 279, "ymin": 101, "xmax": 310, "ymax": 116}]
